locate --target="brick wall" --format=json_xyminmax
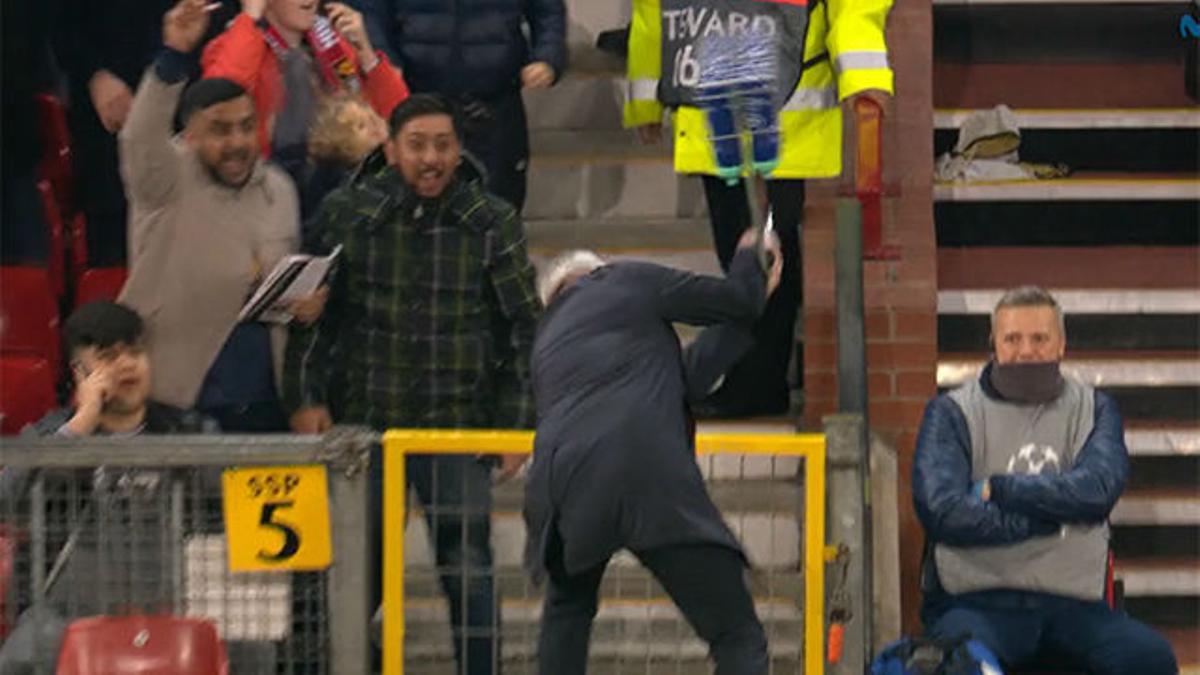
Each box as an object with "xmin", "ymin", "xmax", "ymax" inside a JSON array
[{"xmin": 801, "ymin": 0, "xmax": 935, "ymax": 633}]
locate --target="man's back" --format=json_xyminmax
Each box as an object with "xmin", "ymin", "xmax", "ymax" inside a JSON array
[{"xmin": 533, "ymin": 262, "xmax": 693, "ymax": 450}]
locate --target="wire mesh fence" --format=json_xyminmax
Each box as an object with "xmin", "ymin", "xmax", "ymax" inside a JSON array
[
  {"xmin": 382, "ymin": 430, "xmax": 826, "ymax": 675},
  {"xmin": 0, "ymin": 432, "xmax": 373, "ymax": 675}
]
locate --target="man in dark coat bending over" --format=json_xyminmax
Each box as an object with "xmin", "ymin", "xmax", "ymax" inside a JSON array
[{"xmin": 524, "ymin": 229, "xmax": 783, "ymax": 675}]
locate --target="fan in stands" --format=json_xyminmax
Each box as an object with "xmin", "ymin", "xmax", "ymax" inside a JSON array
[{"xmin": 0, "ymin": 302, "xmax": 218, "ymax": 669}]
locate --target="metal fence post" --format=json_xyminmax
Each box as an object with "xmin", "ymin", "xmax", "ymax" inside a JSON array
[
  {"xmin": 823, "ymin": 413, "xmax": 869, "ymax": 674},
  {"xmin": 835, "ymin": 196, "xmax": 875, "ymax": 665},
  {"xmin": 324, "ymin": 428, "xmax": 374, "ymax": 675}
]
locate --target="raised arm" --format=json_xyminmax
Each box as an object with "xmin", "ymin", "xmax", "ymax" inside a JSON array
[
  {"xmin": 657, "ymin": 230, "xmax": 780, "ymax": 326},
  {"xmin": 120, "ymin": 1, "xmax": 214, "ymax": 216},
  {"xmin": 681, "ymin": 324, "xmax": 756, "ymax": 404}
]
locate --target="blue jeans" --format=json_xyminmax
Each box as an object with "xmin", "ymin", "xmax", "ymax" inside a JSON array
[
  {"xmin": 926, "ymin": 592, "xmax": 1177, "ymax": 675},
  {"xmin": 369, "ymin": 451, "xmax": 498, "ymax": 674}
]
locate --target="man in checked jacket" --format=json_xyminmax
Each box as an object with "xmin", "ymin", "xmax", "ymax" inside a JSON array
[{"xmin": 283, "ymin": 94, "xmax": 540, "ymax": 674}]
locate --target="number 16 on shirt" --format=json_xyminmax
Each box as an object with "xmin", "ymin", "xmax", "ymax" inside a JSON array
[{"xmin": 222, "ymin": 465, "xmax": 333, "ymax": 572}]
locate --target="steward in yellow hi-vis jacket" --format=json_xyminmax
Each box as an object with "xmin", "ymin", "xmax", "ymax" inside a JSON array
[{"xmin": 625, "ymin": 0, "xmax": 893, "ymax": 417}]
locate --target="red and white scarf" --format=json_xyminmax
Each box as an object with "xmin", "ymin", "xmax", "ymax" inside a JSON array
[{"xmin": 262, "ymin": 15, "xmax": 361, "ymax": 93}]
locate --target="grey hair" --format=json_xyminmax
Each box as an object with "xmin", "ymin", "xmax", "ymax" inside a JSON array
[
  {"xmin": 538, "ymin": 250, "xmax": 606, "ymax": 306},
  {"xmin": 991, "ymin": 285, "xmax": 1065, "ymax": 335}
]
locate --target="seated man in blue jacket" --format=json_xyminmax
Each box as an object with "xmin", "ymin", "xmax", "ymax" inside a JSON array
[{"xmin": 912, "ymin": 286, "xmax": 1176, "ymax": 674}]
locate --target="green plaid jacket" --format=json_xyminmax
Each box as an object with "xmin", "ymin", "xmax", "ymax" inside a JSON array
[{"xmin": 283, "ymin": 155, "xmax": 541, "ymax": 430}]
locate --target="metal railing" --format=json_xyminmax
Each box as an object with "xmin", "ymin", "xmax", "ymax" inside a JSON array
[
  {"xmin": 0, "ymin": 431, "xmax": 374, "ymax": 675},
  {"xmin": 381, "ymin": 429, "xmax": 827, "ymax": 675}
]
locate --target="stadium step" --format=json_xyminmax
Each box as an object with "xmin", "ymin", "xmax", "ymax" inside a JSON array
[
  {"xmin": 938, "ymin": 247, "xmax": 1199, "ymax": 290},
  {"xmin": 933, "ymin": 1, "xmax": 1191, "ymax": 64},
  {"xmin": 933, "ymin": 173, "xmax": 1200, "ymax": 202},
  {"xmin": 935, "ymin": 109, "xmax": 1200, "ymax": 173},
  {"xmin": 403, "ymin": 561, "xmax": 805, "ymax": 603},
  {"xmin": 937, "ymin": 354, "xmax": 1200, "ymax": 389},
  {"xmin": 934, "ymin": 63, "xmax": 1195, "ymax": 108},
  {"xmin": 525, "ymin": 131, "xmax": 703, "ymax": 222},
  {"xmin": 403, "ymin": 596, "xmax": 804, "ymax": 665},
  {"xmin": 401, "ymin": 498, "xmax": 804, "ymax": 572},
  {"xmin": 526, "ymin": 217, "xmax": 712, "ymax": 253},
  {"xmin": 1116, "ymin": 557, "xmax": 1200, "ymax": 597}
]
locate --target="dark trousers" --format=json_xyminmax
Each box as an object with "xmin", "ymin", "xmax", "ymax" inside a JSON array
[
  {"xmin": 462, "ymin": 91, "xmax": 529, "ymax": 212},
  {"xmin": 368, "ymin": 452, "xmax": 498, "ymax": 674},
  {"xmin": 700, "ymin": 176, "xmax": 805, "ymax": 415},
  {"xmin": 927, "ymin": 594, "xmax": 1178, "ymax": 675},
  {"xmin": 538, "ymin": 534, "xmax": 768, "ymax": 675},
  {"xmin": 68, "ymin": 99, "xmax": 128, "ymax": 266}
]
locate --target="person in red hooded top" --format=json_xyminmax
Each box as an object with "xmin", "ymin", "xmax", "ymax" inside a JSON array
[{"xmin": 202, "ymin": 0, "xmax": 408, "ymax": 184}]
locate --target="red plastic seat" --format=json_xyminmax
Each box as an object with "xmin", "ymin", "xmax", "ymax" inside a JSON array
[
  {"xmin": 35, "ymin": 93, "xmax": 74, "ymax": 217},
  {"xmin": 0, "ymin": 355, "xmax": 56, "ymax": 435},
  {"xmin": 0, "ymin": 266, "xmax": 61, "ymax": 374},
  {"xmin": 0, "ymin": 264, "xmax": 60, "ymax": 372},
  {"xmin": 56, "ymin": 615, "xmax": 229, "ymax": 675},
  {"xmin": 36, "ymin": 179, "xmax": 67, "ymax": 298},
  {"xmin": 75, "ymin": 268, "xmax": 128, "ymax": 307}
]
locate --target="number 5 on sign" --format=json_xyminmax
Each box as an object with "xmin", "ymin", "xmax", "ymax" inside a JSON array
[{"xmin": 222, "ymin": 465, "xmax": 332, "ymax": 572}]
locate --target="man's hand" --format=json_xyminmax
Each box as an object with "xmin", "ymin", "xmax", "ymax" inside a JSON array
[
  {"xmin": 241, "ymin": 0, "xmax": 266, "ymax": 20},
  {"xmin": 66, "ymin": 365, "xmax": 112, "ymax": 436},
  {"xmin": 635, "ymin": 122, "xmax": 663, "ymax": 145},
  {"xmin": 89, "ymin": 70, "xmax": 133, "ymax": 133},
  {"xmin": 495, "ymin": 453, "xmax": 528, "ymax": 483},
  {"xmin": 291, "ymin": 406, "xmax": 333, "ymax": 433},
  {"xmin": 763, "ymin": 232, "xmax": 782, "ymax": 296},
  {"xmin": 326, "ymin": 3, "xmax": 378, "ymax": 71},
  {"xmin": 737, "ymin": 228, "xmax": 783, "ymax": 296},
  {"xmin": 289, "ymin": 286, "xmax": 329, "ymax": 326},
  {"xmin": 521, "ymin": 62, "xmax": 555, "ymax": 90},
  {"xmin": 163, "ymin": 0, "xmax": 217, "ymax": 54}
]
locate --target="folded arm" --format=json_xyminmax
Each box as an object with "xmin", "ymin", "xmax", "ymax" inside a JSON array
[
  {"xmin": 989, "ymin": 392, "xmax": 1129, "ymax": 524},
  {"xmin": 913, "ymin": 396, "xmax": 1060, "ymax": 547}
]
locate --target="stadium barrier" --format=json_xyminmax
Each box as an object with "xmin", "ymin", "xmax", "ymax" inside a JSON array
[
  {"xmin": 0, "ymin": 430, "xmax": 375, "ymax": 674},
  {"xmin": 382, "ymin": 429, "xmax": 827, "ymax": 675}
]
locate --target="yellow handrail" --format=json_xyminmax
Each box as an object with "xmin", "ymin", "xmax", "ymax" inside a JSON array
[{"xmin": 381, "ymin": 429, "xmax": 827, "ymax": 675}]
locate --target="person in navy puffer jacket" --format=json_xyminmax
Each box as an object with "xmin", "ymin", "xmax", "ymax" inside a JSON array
[{"xmin": 350, "ymin": 0, "xmax": 567, "ymax": 213}]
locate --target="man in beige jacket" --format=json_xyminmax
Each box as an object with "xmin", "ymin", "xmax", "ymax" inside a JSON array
[{"xmin": 118, "ymin": 0, "xmax": 320, "ymax": 431}]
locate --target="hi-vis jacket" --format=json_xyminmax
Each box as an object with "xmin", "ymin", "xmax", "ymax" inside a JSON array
[{"xmin": 625, "ymin": 0, "xmax": 894, "ymax": 178}]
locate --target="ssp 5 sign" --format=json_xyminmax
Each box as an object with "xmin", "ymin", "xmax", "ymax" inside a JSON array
[{"xmin": 222, "ymin": 465, "xmax": 333, "ymax": 572}]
